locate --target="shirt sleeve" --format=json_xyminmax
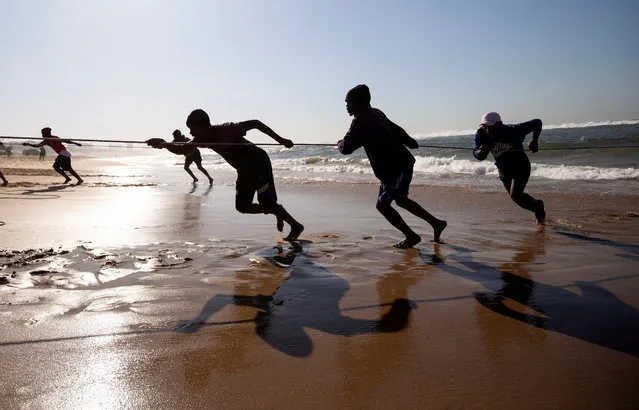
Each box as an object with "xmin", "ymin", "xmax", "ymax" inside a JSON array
[
  {"xmin": 338, "ymin": 118, "xmax": 364, "ymax": 155},
  {"xmin": 472, "ymin": 128, "xmax": 486, "ymax": 160},
  {"xmin": 223, "ymin": 122, "xmax": 248, "ymax": 139},
  {"xmin": 513, "ymin": 119, "xmax": 542, "ymax": 141}
]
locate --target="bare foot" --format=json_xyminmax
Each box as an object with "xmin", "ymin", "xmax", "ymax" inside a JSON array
[
  {"xmin": 276, "ymin": 216, "xmax": 284, "ymax": 232},
  {"xmin": 432, "ymin": 220, "xmax": 447, "ymax": 243},
  {"xmin": 76, "ymin": 179, "xmax": 83, "ymax": 185},
  {"xmin": 208, "ymin": 177, "xmax": 214, "ymax": 185},
  {"xmin": 394, "ymin": 234, "xmax": 421, "ymax": 249},
  {"xmin": 284, "ymin": 222, "xmax": 304, "ymax": 241},
  {"xmin": 192, "ymin": 178, "xmax": 199, "ymax": 183},
  {"xmin": 1, "ymin": 180, "xmax": 7, "ymax": 186},
  {"xmin": 63, "ymin": 177, "xmax": 72, "ymax": 184}
]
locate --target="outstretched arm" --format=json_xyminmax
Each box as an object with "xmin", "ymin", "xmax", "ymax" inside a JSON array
[
  {"xmin": 62, "ymin": 139, "xmax": 83, "ymax": 147},
  {"xmin": 23, "ymin": 141, "xmax": 43, "ymax": 148},
  {"xmin": 239, "ymin": 120, "xmax": 293, "ymax": 148}
]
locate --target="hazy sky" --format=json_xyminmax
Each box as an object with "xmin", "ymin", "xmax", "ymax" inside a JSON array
[{"xmin": 1, "ymin": 0, "xmax": 638, "ymax": 143}]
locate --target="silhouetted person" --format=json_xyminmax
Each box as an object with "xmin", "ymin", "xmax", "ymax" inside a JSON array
[
  {"xmin": 473, "ymin": 112, "xmax": 545, "ymax": 224},
  {"xmin": 337, "ymin": 84, "xmax": 447, "ymax": 248},
  {"xmin": 0, "ymin": 142, "xmax": 7, "ymax": 186},
  {"xmin": 182, "ymin": 109, "xmax": 304, "ymax": 240},
  {"xmin": 146, "ymin": 129, "xmax": 214, "ymax": 184},
  {"xmin": 23, "ymin": 127, "xmax": 84, "ymax": 185},
  {"xmin": 39, "ymin": 146, "xmax": 46, "ymax": 160}
]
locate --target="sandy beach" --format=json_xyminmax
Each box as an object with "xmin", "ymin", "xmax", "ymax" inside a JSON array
[{"xmin": 1, "ymin": 155, "xmax": 638, "ymax": 409}]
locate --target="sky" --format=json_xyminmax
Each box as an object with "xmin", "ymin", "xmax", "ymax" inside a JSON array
[{"xmin": 1, "ymin": 0, "xmax": 638, "ymax": 143}]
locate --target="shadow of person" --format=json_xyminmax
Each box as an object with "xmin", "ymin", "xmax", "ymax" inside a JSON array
[
  {"xmin": 21, "ymin": 185, "xmax": 71, "ymax": 195},
  {"xmin": 430, "ymin": 232, "xmax": 639, "ymax": 358},
  {"xmin": 472, "ymin": 232, "xmax": 548, "ymax": 354},
  {"xmin": 554, "ymin": 229, "xmax": 639, "ymax": 261},
  {"xmin": 176, "ymin": 240, "xmax": 414, "ymax": 357}
]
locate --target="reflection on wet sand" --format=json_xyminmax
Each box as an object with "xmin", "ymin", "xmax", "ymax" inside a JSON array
[
  {"xmin": 176, "ymin": 241, "xmax": 414, "ymax": 358},
  {"xmin": 433, "ymin": 231, "xmax": 639, "ymax": 358},
  {"xmin": 337, "ymin": 248, "xmax": 439, "ymax": 406},
  {"xmin": 474, "ymin": 232, "xmax": 548, "ymax": 354}
]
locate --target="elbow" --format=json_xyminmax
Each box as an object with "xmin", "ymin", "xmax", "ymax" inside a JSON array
[
  {"xmin": 533, "ymin": 118, "xmax": 543, "ymax": 130},
  {"xmin": 246, "ymin": 119, "xmax": 265, "ymax": 132}
]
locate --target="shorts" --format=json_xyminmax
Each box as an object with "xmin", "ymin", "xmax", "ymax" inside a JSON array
[
  {"xmin": 497, "ymin": 156, "xmax": 531, "ymax": 192},
  {"xmin": 236, "ymin": 149, "xmax": 278, "ymax": 210},
  {"xmin": 378, "ymin": 168, "xmax": 413, "ymax": 204},
  {"xmin": 184, "ymin": 149, "xmax": 202, "ymax": 166},
  {"xmin": 53, "ymin": 154, "xmax": 72, "ymax": 171}
]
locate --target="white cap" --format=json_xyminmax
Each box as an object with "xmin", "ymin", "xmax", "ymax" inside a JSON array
[{"xmin": 481, "ymin": 112, "xmax": 501, "ymax": 126}]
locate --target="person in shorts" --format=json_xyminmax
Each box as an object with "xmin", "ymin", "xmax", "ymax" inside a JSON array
[
  {"xmin": 23, "ymin": 127, "xmax": 84, "ymax": 185},
  {"xmin": 337, "ymin": 84, "xmax": 447, "ymax": 248},
  {"xmin": 473, "ymin": 112, "xmax": 546, "ymax": 224},
  {"xmin": 181, "ymin": 109, "xmax": 304, "ymax": 241},
  {"xmin": 146, "ymin": 129, "xmax": 214, "ymax": 184}
]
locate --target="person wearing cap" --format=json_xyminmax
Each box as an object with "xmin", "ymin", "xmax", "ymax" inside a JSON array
[
  {"xmin": 337, "ymin": 84, "xmax": 447, "ymax": 248},
  {"xmin": 182, "ymin": 109, "xmax": 304, "ymax": 241},
  {"xmin": 145, "ymin": 129, "xmax": 214, "ymax": 184},
  {"xmin": 473, "ymin": 112, "xmax": 546, "ymax": 224},
  {"xmin": 23, "ymin": 127, "xmax": 84, "ymax": 185}
]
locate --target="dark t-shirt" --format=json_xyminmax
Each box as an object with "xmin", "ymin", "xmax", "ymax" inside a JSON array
[
  {"xmin": 473, "ymin": 119, "xmax": 542, "ymax": 169},
  {"xmin": 193, "ymin": 122, "xmax": 264, "ymax": 171},
  {"xmin": 338, "ymin": 108, "xmax": 417, "ymax": 181}
]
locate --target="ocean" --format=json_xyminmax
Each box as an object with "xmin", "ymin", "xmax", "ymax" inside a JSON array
[{"xmin": 12, "ymin": 120, "xmax": 638, "ymax": 195}]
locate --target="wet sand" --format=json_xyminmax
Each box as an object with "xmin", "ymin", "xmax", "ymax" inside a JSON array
[{"xmin": 1, "ymin": 156, "xmax": 639, "ymax": 409}]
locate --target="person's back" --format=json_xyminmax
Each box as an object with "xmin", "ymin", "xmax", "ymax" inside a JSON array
[
  {"xmin": 193, "ymin": 122, "xmax": 263, "ymax": 171},
  {"xmin": 342, "ymin": 108, "xmax": 416, "ymax": 181}
]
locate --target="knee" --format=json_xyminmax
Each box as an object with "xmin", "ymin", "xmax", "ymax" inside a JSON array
[
  {"xmin": 509, "ymin": 191, "xmax": 523, "ymax": 203},
  {"xmin": 395, "ymin": 196, "xmax": 409, "ymax": 208},
  {"xmin": 235, "ymin": 202, "xmax": 249, "ymax": 213},
  {"xmin": 261, "ymin": 203, "xmax": 278, "ymax": 215},
  {"xmin": 376, "ymin": 200, "xmax": 391, "ymax": 212}
]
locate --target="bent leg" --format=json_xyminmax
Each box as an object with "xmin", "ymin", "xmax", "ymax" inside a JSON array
[
  {"xmin": 0, "ymin": 171, "xmax": 7, "ymax": 186},
  {"xmin": 195, "ymin": 161, "xmax": 214, "ymax": 184},
  {"xmin": 53, "ymin": 164, "xmax": 71, "ymax": 183},
  {"xmin": 395, "ymin": 196, "xmax": 447, "ymax": 242},
  {"xmin": 376, "ymin": 200, "xmax": 421, "ymax": 248},
  {"xmin": 184, "ymin": 158, "xmax": 198, "ymax": 182},
  {"xmin": 510, "ymin": 172, "xmax": 545, "ymax": 222}
]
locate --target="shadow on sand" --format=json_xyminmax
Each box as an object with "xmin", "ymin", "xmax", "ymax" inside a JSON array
[
  {"xmin": 175, "ymin": 240, "xmax": 418, "ymax": 357},
  {"xmin": 428, "ymin": 231, "xmax": 639, "ymax": 358}
]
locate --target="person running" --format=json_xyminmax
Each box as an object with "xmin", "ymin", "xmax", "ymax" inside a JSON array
[
  {"xmin": 182, "ymin": 109, "xmax": 304, "ymax": 241},
  {"xmin": 0, "ymin": 142, "xmax": 7, "ymax": 186},
  {"xmin": 146, "ymin": 129, "xmax": 214, "ymax": 184},
  {"xmin": 39, "ymin": 146, "xmax": 46, "ymax": 160},
  {"xmin": 473, "ymin": 112, "xmax": 546, "ymax": 224},
  {"xmin": 337, "ymin": 84, "xmax": 447, "ymax": 248},
  {"xmin": 23, "ymin": 127, "xmax": 84, "ymax": 185}
]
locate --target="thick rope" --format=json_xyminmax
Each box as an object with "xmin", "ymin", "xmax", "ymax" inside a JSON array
[{"xmin": 1, "ymin": 135, "xmax": 638, "ymax": 151}]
